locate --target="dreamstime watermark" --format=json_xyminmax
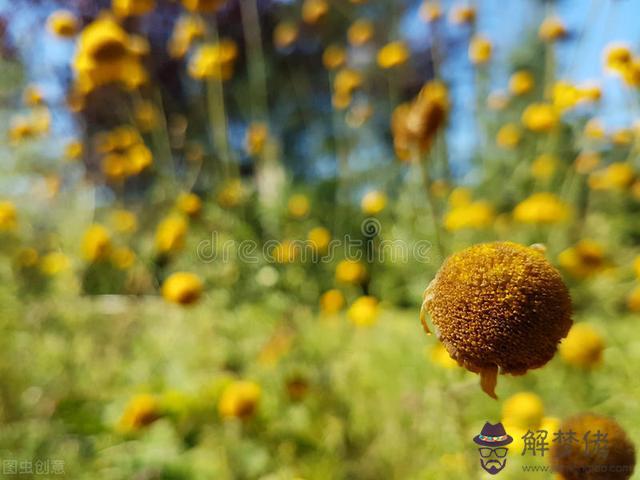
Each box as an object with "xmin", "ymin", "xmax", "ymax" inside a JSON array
[{"xmin": 196, "ymin": 218, "xmax": 432, "ymax": 264}]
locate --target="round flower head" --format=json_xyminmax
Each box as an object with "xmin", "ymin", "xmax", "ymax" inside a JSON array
[
  {"xmin": 551, "ymin": 413, "xmax": 636, "ymax": 480},
  {"xmin": 420, "ymin": 242, "xmax": 572, "ymax": 398},
  {"xmin": 559, "ymin": 323, "xmax": 604, "ymax": 369},
  {"xmin": 162, "ymin": 272, "xmax": 203, "ymax": 305}
]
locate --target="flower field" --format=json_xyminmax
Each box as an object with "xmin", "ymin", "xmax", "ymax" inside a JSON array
[{"xmin": 0, "ymin": 0, "xmax": 639, "ymax": 478}]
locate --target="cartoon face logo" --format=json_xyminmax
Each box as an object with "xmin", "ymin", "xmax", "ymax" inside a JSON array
[{"xmin": 473, "ymin": 422, "xmax": 513, "ymax": 475}]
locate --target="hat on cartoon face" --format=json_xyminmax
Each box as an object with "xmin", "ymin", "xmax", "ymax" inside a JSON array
[{"xmin": 473, "ymin": 422, "xmax": 514, "ymax": 447}]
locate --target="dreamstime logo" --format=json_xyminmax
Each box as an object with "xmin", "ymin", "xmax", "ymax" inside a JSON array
[{"xmin": 196, "ymin": 218, "xmax": 432, "ymax": 264}]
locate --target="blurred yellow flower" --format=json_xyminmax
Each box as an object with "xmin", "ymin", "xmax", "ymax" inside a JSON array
[
  {"xmin": 633, "ymin": 256, "xmax": 640, "ymax": 279},
  {"xmin": 509, "ymin": 70, "xmax": 535, "ymax": 96},
  {"xmin": 176, "ymin": 192, "xmax": 202, "ymax": 217},
  {"xmin": 288, "ymin": 194, "xmax": 310, "ymax": 218},
  {"xmin": 23, "ymin": 85, "xmax": 45, "ymax": 107},
  {"xmin": 348, "ymin": 296, "xmax": 379, "ymax": 327},
  {"xmin": 181, "ymin": 0, "xmax": 225, "ymax": 13},
  {"xmin": 217, "ymin": 180, "xmax": 247, "ymax": 208},
  {"xmin": 168, "ymin": 15, "xmax": 205, "ymax": 58},
  {"xmin": 273, "ymin": 21, "xmax": 299, "ymax": 49},
  {"xmin": 622, "ymin": 57, "xmax": 640, "ymax": 86},
  {"xmin": 65, "ymin": 140, "xmax": 84, "ymax": 161},
  {"xmin": 611, "ymin": 128, "xmax": 633, "ymax": 146},
  {"xmin": 322, "ymin": 44, "xmax": 346, "ymax": 70},
  {"xmin": 111, "ymin": 246, "xmax": 136, "ymax": 270},
  {"xmin": 627, "ymin": 285, "xmax": 640, "ymax": 312},
  {"xmin": 39, "ymin": 252, "xmax": 71, "ymax": 276},
  {"xmin": 110, "ymin": 209, "xmax": 138, "ymax": 233},
  {"xmin": 449, "ymin": 5, "xmax": 475, "ymax": 25},
  {"xmin": 419, "ymin": 1, "xmax": 442, "ymax": 23},
  {"xmin": 308, "ymin": 227, "xmax": 331, "ymax": 254},
  {"xmin": 558, "ymin": 240, "xmax": 608, "ymax": 279},
  {"xmin": 320, "ymin": 289, "xmax": 345, "ymax": 314},
  {"xmin": 361, "ymin": 190, "xmax": 387, "ymax": 215},
  {"xmin": 496, "ymin": 123, "xmax": 521, "ymax": 149},
  {"xmin": 126, "ymin": 143, "xmax": 153, "ymax": 175},
  {"xmin": 538, "ymin": 16, "xmax": 566, "ymax": 42},
  {"xmin": 502, "ymin": 392, "xmax": 544, "ymax": 430},
  {"xmin": 218, "ymin": 380, "xmax": 261, "ymax": 419},
  {"xmin": 335, "ymin": 259, "xmax": 367, "ymax": 284},
  {"xmin": 513, "ymin": 192, "xmax": 570, "ymax": 224},
  {"xmin": 589, "ymin": 162, "xmax": 635, "ymax": 191},
  {"xmin": 444, "ymin": 200, "xmax": 494, "ymax": 231},
  {"xmin": 604, "ymin": 43, "xmax": 632, "ymax": 75},
  {"xmin": 244, "ymin": 122, "xmax": 269, "ymax": 156},
  {"xmin": 531, "ymin": 154, "xmax": 558, "ymax": 181},
  {"xmin": 584, "ymin": 118, "xmax": 605, "ymax": 140},
  {"xmin": 134, "ymin": 101, "xmax": 159, "ymax": 132},
  {"xmin": 272, "ymin": 240, "xmax": 299, "ymax": 264},
  {"xmin": 117, "ymin": 394, "xmax": 159, "ymax": 433},
  {"xmin": 522, "ymin": 103, "xmax": 559, "ymax": 132},
  {"xmin": 162, "ymin": 272, "xmax": 203, "ymax": 305},
  {"xmin": 47, "ymin": 10, "xmax": 79, "ymax": 38},
  {"xmin": 574, "ymin": 151, "xmax": 600, "ymax": 175},
  {"xmin": 469, "ymin": 35, "xmax": 492, "ymax": 65},
  {"xmin": 113, "ymin": 0, "xmax": 155, "ymax": 17},
  {"xmin": 302, "ymin": 0, "xmax": 329, "ymax": 24},
  {"xmin": 82, "ymin": 224, "xmax": 112, "ymax": 262},
  {"xmin": 377, "ymin": 41, "xmax": 410, "ymax": 69},
  {"xmin": 559, "ymin": 323, "xmax": 604, "ymax": 369},
  {"xmin": 429, "ymin": 342, "xmax": 458, "ymax": 369},
  {"xmin": 552, "ymin": 81, "xmax": 581, "ymax": 112},
  {"xmin": 155, "ymin": 214, "xmax": 188, "ymax": 255},
  {"xmin": 448, "ymin": 187, "xmax": 471, "ymax": 207},
  {"xmin": 348, "ymin": 19, "xmax": 374, "ymax": 46},
  {"xmin": 0, "ymin": 201, "xmax": 18, "ymax": 231},
  {"xmin": 189, "ymin": 40, "xmax": 238, "ymax": 81}
]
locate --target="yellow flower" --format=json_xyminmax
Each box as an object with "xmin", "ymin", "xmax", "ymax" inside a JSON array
[
  {"xmin": 361, "ymin": 191, "xmax": 387, "ymax": 215},
  {"xmin": 584, "ymin": 118, "xmax": 605, "ymax": 140},
  {"xmin": 589, "ymin": 162, "xmax": 635, "ymax": 191},
  {"xmin": 552, "ymin": 81, "xmax": 581, "ymax": 112},
  {"xmin": 469, "ymin": 35, "xmax": 492, "ymax": 65},
  {"xmin": 108, "ymin": 246, "xmax": 134, "ymax": 270},
  {"xmin": 509, "ymin": 70, "xmax": 535, "ymax": 96},
  {"xmin": 604, "ymin": 43, "xmax": 632, "ymax": 75},
  {"xmin": 558, "ymin": 240, "xmax": 608, "ymax": 279},
  {"xmin": 181, "ymin": 0, "xmax": 225, "ymax": 13},
  {"xmin": 531, "ymin": 153, "xmax": 558, "ymax": 181},
  {"xmin": 117, "ymin": 394, "xmax": 160, "ymax": 433},
  {"xmin": 155, "ymin": 214, "xmax": 188, "ymax": 255},
  {"xmin": 189, "ymin": 40, "xmax": 238, "ymax": 80},
  {"xmin": 522, "ymin": 103, "xmax": 559, "ymax": 132},
  {"xmin": 125, "ymin": 143, "xmax": 153, "ymax": 175},
  {"xmin": 538, "ymin": 16, "xmax": 566, "ymax": 42},
  {"xmin": 421, "ymin": 242, "xmax": 572, "ymax": 398},
  {"xmin": 273, "ymin": 21, "xmax": 299, "ymax": 49},
  {"xmin": 348, "ymin": 19, "xmax": 374, "ymax": 47},
  {"xmin": 39, "ymin": 252, "xmax": 71, "ymax": 276},
  {"xmin": 217, "ymin": 180, "xmax": 247, "ymax": 208},
  {"xmin": 0, "ymin": 201, "xmax": 18, "ymax": 231},
  {"xmin": 308, "ymin": 227, "xmax": 331, "ymax": 254},
  {"xmin": 8, "ymin": 117, "xmax": 36, "ymax": 143},
  {"xmin": 348, "ymin": 296, "xmax": 379, "ymax": 327},
  {"xmin": 288, "ymin": 194, "xmax": 310, "ymax": 218},
  {"xmin": 449, "ymin": 5, "xmax": 476, "ymax": 24},
  {"xmin": 23, "ymin": 85, "xmax": 45, "ymax": 107},
  {"xmin": 168, "ymin": 15, "xmax": 205, "ymax": 58},
  {"xmin": 162, "ymin": 272, "xmax": 203, "ymax": 305},
  {"xmin": 134, "ymin": 101, "xmax": 159, "ymax": 132},
  {"xmin": 272, "ymin": 240, "xmax": 299, "ymax": 264},
  {"xmin": 320, "ymin": 289, "xmax": 345, "ymax": 314},
  {"xmin": 110, "ymin": 209, "xmax": 138, "ymax": 233},
  {"xmin": 419, "ymin": 1, "xmax": 442, "ymax": 23},
  {"xmin": 176, "ymin": 192, "xmax": 202, "ymax": 217},
  {"xmin": 322, "ymin": 44, "xmax": 346, "ymax": 70},
  {"xmin": 574, "ymin": 151, "xmax": 601, "ymax": 175},
  {"xmin": 244, "ymin": 122, "xmax": 269, "ymax": 156},
  {"xmin": 633, "ymin": 256, "xmax": 640, "ymax": 278},
  {"xmin": 611, "ymin": 128, "xmax": 634, "ymax": 146},
  {"xmin": 113, "ymin": 0, "xmax": 155, "ymax": 17},
  {"xmin": 627, "ymin": 285, "xmax": 640, "ymax": 312},
  {"xmin": 502, "ymin": 392, "xmax": 544, "ymax": 430},
  {"xmin": 218, "ymin": 380, "xmax": 261, "ymax": 419},
  {"xmin": 513, "ymin": 192, "xmax": 570, "ymax": 224},
  {"xmin": 559, "ymin": 323, "xmax": 604, "ymax": 369},
  {"xmin": 65, "ymin": 140, "xmax": 84, "ymax": 161},
  {"xmin": 448, "ymin": 187, "xmax": 471, "ymax": 207},
  {"xmin": 101, "ymin": 153, "xmax": 127, "ymax": 182},
  {"xmin": 47, "ymin": 10, "xmax": 79, "ymax": 38},
  {"xmin": 377, "ymin": 41, "xmax": 410, "ymax": 69},
  {"xmin": 428, "ymin": 342, "xmax": 458, "ymax": 369},
  {"xmin": 302, "ymin": 0, "xmax": 328, "ymax": 24},
  {"xmin": 82, "ymin": 224, "xmax": 112, "ymax": 262},
  {"xmin": 496, "ymin": 123, "xmax": 521, "ymax": 149},
  {"xmin": 335, "ymin": 259, "xmax": 367, "ymax": 284},
  {"xmin": 444, "ymin": 201, "xmax": 494, "ymax": 231}
]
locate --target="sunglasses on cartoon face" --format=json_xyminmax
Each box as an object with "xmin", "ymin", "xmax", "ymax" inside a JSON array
[{"xmin": 478, "ymin": 447, "xmax": 508, "ymax": 458}]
